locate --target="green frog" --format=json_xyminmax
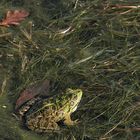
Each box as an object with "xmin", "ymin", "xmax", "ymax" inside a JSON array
[{"xmin": 24, "ymin": 88, "xmax": 83, "ymax": 132}]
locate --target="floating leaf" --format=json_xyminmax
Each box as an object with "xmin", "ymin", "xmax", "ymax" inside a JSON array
[
  {"xmin": 15, "ymin": 80, "xmax": 50, "ymax": 110},
  {"xmin": 0, "ymin": 10, "xmax": 29, "ymax": 27}
]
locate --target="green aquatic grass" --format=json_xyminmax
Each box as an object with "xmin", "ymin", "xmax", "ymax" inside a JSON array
[{"xmin": 0, "ymin": 0, "xmax": 140, "ymax": 140}]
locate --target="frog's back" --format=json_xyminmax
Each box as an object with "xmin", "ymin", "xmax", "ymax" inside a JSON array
[
  {"xmin": 25, "ymin": 97, "xmax": 56, "ymax": 118},
  {"xmin": 24, "ymin": 88, "xmax": 82, "ymax": 132},
  {"xmin": 26, "ymin": 91, "xmax": 73, "ymax": 116},
  {"xmin": 24, "ymin": 93, "xmax": 69, "ymax": 132}
]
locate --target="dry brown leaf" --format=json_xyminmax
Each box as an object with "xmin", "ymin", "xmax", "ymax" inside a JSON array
[
  {"xmin": 15, "ymin": 80, "xmax": 50, "ymax": 110},
  {"xmin": 0, "ymin": 9, "xmax": 29, "ymax": 27}
]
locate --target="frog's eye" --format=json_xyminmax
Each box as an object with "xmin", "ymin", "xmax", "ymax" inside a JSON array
[{"xmin": 70, "ymin": 101, "xmax": 74, "ymax": 106}]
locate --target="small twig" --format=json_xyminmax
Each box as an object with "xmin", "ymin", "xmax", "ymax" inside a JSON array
[
  {"xmin": 104, "ymin": 4, "xmax": 140, "ymax": 15},
  {"xmin": 57, "ymin": 26, "xmax": 72, "ymax": 35},
  {"xmin": 0, "ymin": 77, "xmax": 8, "ymax": 96},
  {"xmin": 112, "ymin": 5, "xmax": 140, "ymax": 9},
  {"xmin": 115, "ymin": 127, "xmax": 140, "ymax": 132},
  {"xmin": 0, "ymin": 32, "xmax": 11, "ymax": 37},
  {"xmin": 103, "ymin": 121, "xmax": 123, "ymax": 136},
  {"xmin": 20, "ymin": 28, "xmax": 32, "ymax": 41},
  {"xmin": 119, "ymin": 9, "xmax": 133, "ymax": 15},
  {"xmin": 12, "ymin": 113, "xmax": 20, "ymax": 121},
  {"xmin": 74, "ymin": 0, "xmax": 79, "ymax": 10}
]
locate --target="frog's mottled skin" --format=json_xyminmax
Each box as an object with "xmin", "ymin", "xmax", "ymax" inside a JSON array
[{"xmin": 25, "ymin": 88, "xmax": 82, "ymax": 132}]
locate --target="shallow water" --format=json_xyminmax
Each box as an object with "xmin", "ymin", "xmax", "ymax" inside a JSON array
[
  {"xmin": 0, "ymin": 95, "xmax": 40, "ymax": 140},
  {"xmin": 0, "ymin": 80, "xmax": 84, "ymax": 140},
  {"xmin": 1, "ymin": 0, "xmax": 140, "ymax": 140},
  {"xmin": 0, "ymin": 94, "xmax": 80, "ymax": 140},
  {"xmin": 0, "ymin": 102, "xmax": 48, "ymax": 140}
]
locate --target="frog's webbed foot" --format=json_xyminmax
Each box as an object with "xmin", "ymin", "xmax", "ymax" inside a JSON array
[{"xmin": 64, "ymin": 114, "xmax": 79, "ymax": 126}]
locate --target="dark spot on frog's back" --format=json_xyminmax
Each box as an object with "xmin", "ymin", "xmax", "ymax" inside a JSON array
[
  {"xmin": 57, "ymin": 94, "xmax": 66, "ymax": 101},
  {"xmin": 73, "ymin": 95, "xmax": 78, "ymax": 100},
  {"xmin": 59, "ymin": 98, "xmax": 68, "ymax": 107}
]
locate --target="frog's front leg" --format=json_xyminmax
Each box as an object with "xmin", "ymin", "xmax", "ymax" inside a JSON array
[{"xmin": 64, "ymin": 114, "xmax": 78, "ymax": 126}]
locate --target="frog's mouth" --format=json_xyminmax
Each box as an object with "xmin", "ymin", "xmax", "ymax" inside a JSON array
[{"xmin": 70, "ymin": 100, "xmax": 81, "ymax": 112}]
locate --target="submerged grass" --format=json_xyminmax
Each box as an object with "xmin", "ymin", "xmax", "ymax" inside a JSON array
[{"xmin": 0, "ymin": 0, "xmax": 140, "ymax": 140}]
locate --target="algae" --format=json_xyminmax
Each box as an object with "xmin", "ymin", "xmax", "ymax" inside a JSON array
[{"xmin": 0, "ymin": 0, "xmax": 140, "ymax": 140}]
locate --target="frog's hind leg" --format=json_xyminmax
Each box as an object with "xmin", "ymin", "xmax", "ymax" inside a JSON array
[
  {"xmin": 34, "ymin": 121, "xmax": 60, "ymax": 133},
  {"xmin": 47, "ymin": 121, "xmax": 60, "ymax": 131},
  {"xmin": 64, "ymin": 114, "xmax": 78, "ymax": 126}
]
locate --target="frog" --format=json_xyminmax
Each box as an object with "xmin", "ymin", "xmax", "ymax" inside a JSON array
[{"xmin": 24, "ymin": 88, "xmax": 83, "ymax": 133}]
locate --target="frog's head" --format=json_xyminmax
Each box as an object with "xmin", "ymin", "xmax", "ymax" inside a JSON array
[{"xmin": 66, "ymin": 88, "xmax": 83, "ymax": 112}]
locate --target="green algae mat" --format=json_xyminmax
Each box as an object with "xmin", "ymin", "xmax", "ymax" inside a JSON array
[{"xmin": 1, "ymin": 0, "xmax": 140, "ymax": 140}]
